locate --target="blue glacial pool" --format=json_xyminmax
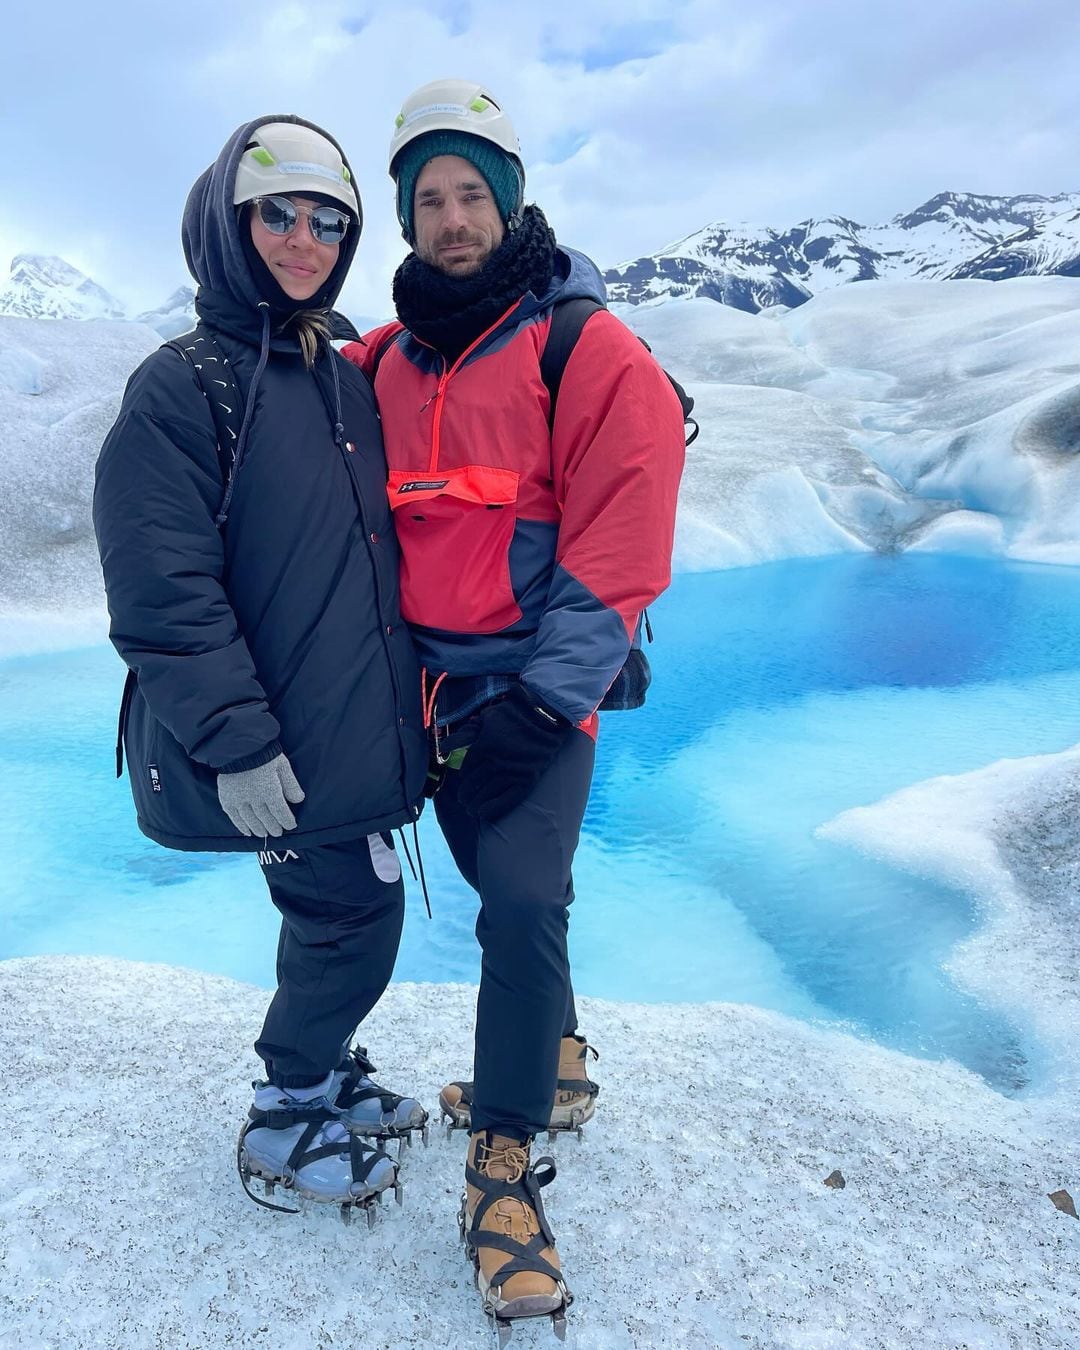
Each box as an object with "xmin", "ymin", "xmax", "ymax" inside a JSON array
[{"xmin": 4, "ymin": 553, "xmax": 1080, "ymax": 1094}]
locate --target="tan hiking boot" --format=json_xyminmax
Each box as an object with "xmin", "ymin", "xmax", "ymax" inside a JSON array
[
  {"xmin": 440, "ymin": 1034, "xmax": 600, "ymax": 1140},
  {"xmin": 552, "ymin": 1033, "xmax": 600, "ymax": 1137},
  {"xmin": 461, "ymin": 1131, "xmax": 572, "ymax": 1333}
]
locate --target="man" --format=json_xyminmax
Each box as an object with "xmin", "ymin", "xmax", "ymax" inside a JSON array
[{"xmin": 344, "ymin": 79, "xmax": 685, "ymax": 1331}]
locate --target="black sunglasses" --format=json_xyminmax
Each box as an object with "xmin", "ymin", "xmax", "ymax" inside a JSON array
[{"xmin": 252, "ymin": 194, "xmax": 351, "ymax": 245}]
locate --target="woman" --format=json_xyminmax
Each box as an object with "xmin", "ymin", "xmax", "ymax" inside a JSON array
[{"xmin": 93, "ymin": 116, "xmax": 428, "ymax": 1217}]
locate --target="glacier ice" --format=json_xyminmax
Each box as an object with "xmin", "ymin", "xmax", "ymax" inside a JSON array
[
  {"xmin": 0, "ymin": 342, "xmax": 46, "ymax": 395},
  {"xmin": 0, "ymin": 316, "xmax": 159, "ymax": 612},
  {"xmin": 4, "ymin": 278, "xmax": 1080, "ymax": 619},
  {"xmin": 3, "ymin": 946, "xmax": 1077, "ymax": 1347},
  {"xmin": 623, "ymin": 276, "xmax": 1080, "ymax": 569}
]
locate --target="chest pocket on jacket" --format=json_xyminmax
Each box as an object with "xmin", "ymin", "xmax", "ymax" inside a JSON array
[{"xmin": 387, "ymin": 464, "xmax": 522, "ymax": 634}]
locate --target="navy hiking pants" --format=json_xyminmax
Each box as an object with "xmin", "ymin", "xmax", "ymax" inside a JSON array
[
  {"xmin": 434, "ymin": 723, "xmax": 595, "ymax": 1138},
  {"xmin": 254, "ymin": 833, "xmax": 405, "ymax": 1089}
]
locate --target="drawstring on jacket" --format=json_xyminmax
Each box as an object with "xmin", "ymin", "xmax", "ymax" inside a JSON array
[
  {"xmin": 326, "ymin": 335, "xmax": 346, "ymax": 446},
  {"xmin": 396, "ymin": 824, "xmax": 433, "ymax": 919},
  {"xmin": 215, "ymin": 302, "xmax": 271, "ymax": 528}
]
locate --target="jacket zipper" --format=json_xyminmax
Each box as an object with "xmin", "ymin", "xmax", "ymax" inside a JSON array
[
  {"xmin": 425, "ymin": 299, "xmax": 523, "ymax": 474},
  {"xmin": 319, "ymin": 354, "xmax": 420, "ymax": 819}
]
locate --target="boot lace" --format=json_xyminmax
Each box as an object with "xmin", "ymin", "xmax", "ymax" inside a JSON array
[{"xmin": 477, "ymin": 1138, "xmax": 530, "ymax": 1184}]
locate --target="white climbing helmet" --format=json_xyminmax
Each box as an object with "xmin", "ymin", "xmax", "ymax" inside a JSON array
[
  {"xmin": 233, "ymin": 121, "xmax": 359, "ymax": 216},
  {"xmin": 388, "ymin": 79, "xmax": 523, "ymax": 180}
]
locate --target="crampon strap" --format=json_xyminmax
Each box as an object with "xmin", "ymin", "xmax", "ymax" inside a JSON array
[
  {"xmin": 336, "ymin": 1047, "xmax": 409, "ymax": 1118},
  {"xmin": 237, "ymin": 1100, "xmax": 383, "ymax": 1215},
  {"xmin": 464, "ymin": 1151, "xmax": 566, "ymax": 1291},
  {"xmin": 556, "ymin": 1039, "xmax": 600, "ymax": 1096}
]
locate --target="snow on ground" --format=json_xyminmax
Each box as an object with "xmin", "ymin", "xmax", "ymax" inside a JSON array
[{"xmin": 3, "ymin": 943, "xmax": 1077, "ymax": 1349}]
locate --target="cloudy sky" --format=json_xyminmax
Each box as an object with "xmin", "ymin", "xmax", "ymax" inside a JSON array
[{"xmin": 2, "ymin": 0, "xmax": 1079, "ymax": 318}]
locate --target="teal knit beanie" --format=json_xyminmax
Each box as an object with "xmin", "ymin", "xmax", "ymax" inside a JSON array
[{"xmin": 394, "ymin": 130, "xmax": 524, "ymax": 243}]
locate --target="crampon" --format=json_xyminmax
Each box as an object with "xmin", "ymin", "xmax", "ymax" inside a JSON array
[
  {"xmin": 461, "ymin": 1132, "xmax": 573, "ymax": 1345},
  {"xmin": 441, "ymin": 1035, "xmax": 600, "ymax": 1143},
  {"xmin": 333, "ymin": 1046, "xmax": 430, "ymax": 1153},
  {"xmin": 237, "ymin": 1087, "xmax": 401, "ymax": 1227}
]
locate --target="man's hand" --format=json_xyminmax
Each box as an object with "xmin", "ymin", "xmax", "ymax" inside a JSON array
[
  {"xmin": 456, "ymin": 684, "xmax": 574, "ymax": 822},
  {"xmin": 217, "ymin": 752, "xmax": 306, "ymax": 837}
]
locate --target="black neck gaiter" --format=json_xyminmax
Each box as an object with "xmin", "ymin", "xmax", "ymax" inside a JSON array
[{"xmin": 392, "ymin": 204, "xmax": 557, "ymax": 362}]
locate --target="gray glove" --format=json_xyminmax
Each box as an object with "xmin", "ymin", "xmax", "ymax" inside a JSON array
[{"xmin": 217, "ymin": 752, "xmax": 305, "ymax": 838}]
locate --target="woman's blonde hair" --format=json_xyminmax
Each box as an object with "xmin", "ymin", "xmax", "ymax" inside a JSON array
[{"xmin": 290, "ymin": 309, "xmax": 333, "ymax": 368}]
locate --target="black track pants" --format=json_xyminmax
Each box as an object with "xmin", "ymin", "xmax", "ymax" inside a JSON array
[
  {"xmin": 434, "ymin": 726, "xmax": 595, "ymax": 1137},
  {"xmin": 253, "ymin": 833, "xmax": 405, "ymax": 1088}
]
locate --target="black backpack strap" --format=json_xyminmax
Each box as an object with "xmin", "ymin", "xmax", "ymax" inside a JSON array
[
  {"xmin": 542, "ymin": 299, "xmax": 698, "ymax": 446},
  {"xmin": 368, "ymin": 328, "xmax": 402, "ymax": 383},
  {"xmin": 164, "ymin": 325, "xmax": 244, "ymax": 525},
  {"xmin": 539, "ymin": 297, "xmax": 604, "ymax": 429},
  {"xmin": 636, "ymin": 334, "xmax": 698, "ymax": 446},
  {"xmin": 670, "ymin": 373, "xmax": 698, "ymax": 445}
]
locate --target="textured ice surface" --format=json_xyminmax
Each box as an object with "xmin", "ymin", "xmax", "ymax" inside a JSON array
[
  {"xmin": 4, "ymin": 282, "xmax": 1080, "ymax": 616},
  {"xmin": 0, "ymin": 316, "xmax": 159, "ymax": 612},
  {"xmin": 2, "ymin": 951, "xmax": 1077, "ymax": 1349},
  {"xmin": 820, "ymin": 744, "xmax": 1080, "ymax": 1100},
  {"xmin": 621, "ymin": 276, "xmax": 1080, "ymax": 569}
]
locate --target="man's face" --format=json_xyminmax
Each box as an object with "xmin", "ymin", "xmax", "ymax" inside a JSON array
[
  {"xmin": 412, "ymin": 155, "xmax": 505, "ymax": 276},
  {"xmin": 248, "ymin": 195, "xmax": 340, "ymax": 301}
]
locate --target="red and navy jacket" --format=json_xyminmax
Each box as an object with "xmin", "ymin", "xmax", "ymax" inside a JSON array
[{"xmin": 342, "ymin": 247, "xmax": 685, "ymax": 730}]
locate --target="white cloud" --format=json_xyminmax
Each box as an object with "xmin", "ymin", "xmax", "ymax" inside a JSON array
[{"xmin": 1, "ymin": 0, "xmax": 1079, "ymax": 315}]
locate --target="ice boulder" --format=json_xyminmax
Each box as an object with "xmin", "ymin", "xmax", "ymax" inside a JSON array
[
  {"xmin": 0, "ymin": 316, "xmax": 159, "ymax": 612},
  {"xmin": 0, "ymin": 342, "xmax": 47, "ymax": 396},
  {"xmin": 619, "ymin": 299, "xmax": 954, "ymax": 569},
  {"xmin": 624, "ymin": 278, "xmax": 1080, "ymax": 570}
]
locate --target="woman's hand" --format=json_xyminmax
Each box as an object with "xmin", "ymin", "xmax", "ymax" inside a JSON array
[{"xmin": 217, "ymin": 752, "xmax": 305, "ymax": 837}]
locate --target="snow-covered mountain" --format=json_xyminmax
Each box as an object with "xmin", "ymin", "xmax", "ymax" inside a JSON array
[
  {"xmin": 0, "ymin": 258, "xmax": 374, "ymax": 339},
  {"xmin": 135, "ymin": 285, "xmax": 197, "ymax": 339},
  {"xmin": 950, "ymin": 208, "xmax": 1080, "ymax": 281},
  {"xmin": 607, "ymin": 192, "xmax": 1080, "ymax": 311},
  {"xmin": 0, "ymin": 255, "xmax": 196, "ymax": 335},
  {"xmin": 0, "ymin": 254, "xmax": 127, "ymax": 322}
]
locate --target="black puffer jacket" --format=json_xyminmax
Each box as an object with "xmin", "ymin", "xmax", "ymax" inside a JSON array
[{"xmin": 93, "ymin": 115, "xmax": 426, "ymax": 851}]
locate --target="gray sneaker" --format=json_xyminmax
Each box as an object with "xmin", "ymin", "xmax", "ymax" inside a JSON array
[
  {"xmin": 332, "ymin": 1047, "xmax": 429, "ymax": 1147},
  {"xmin": 238, "ymin": 1081, "xmax": 400, "ymax": 1221}
]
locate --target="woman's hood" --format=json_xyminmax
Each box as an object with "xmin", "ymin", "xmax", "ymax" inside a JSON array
[{"xmin": 181, "ymin": 113, "xmax": 361, "ymax": 314}]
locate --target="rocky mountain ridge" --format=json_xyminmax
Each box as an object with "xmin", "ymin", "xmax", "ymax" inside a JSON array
[
  {"xmin": 5, "ymin": 191, "xmax": 1080, "ymax": 325},
  {"xmin": 605, "ymin": 191, "xmax": 1080, "ymax": 311}
]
